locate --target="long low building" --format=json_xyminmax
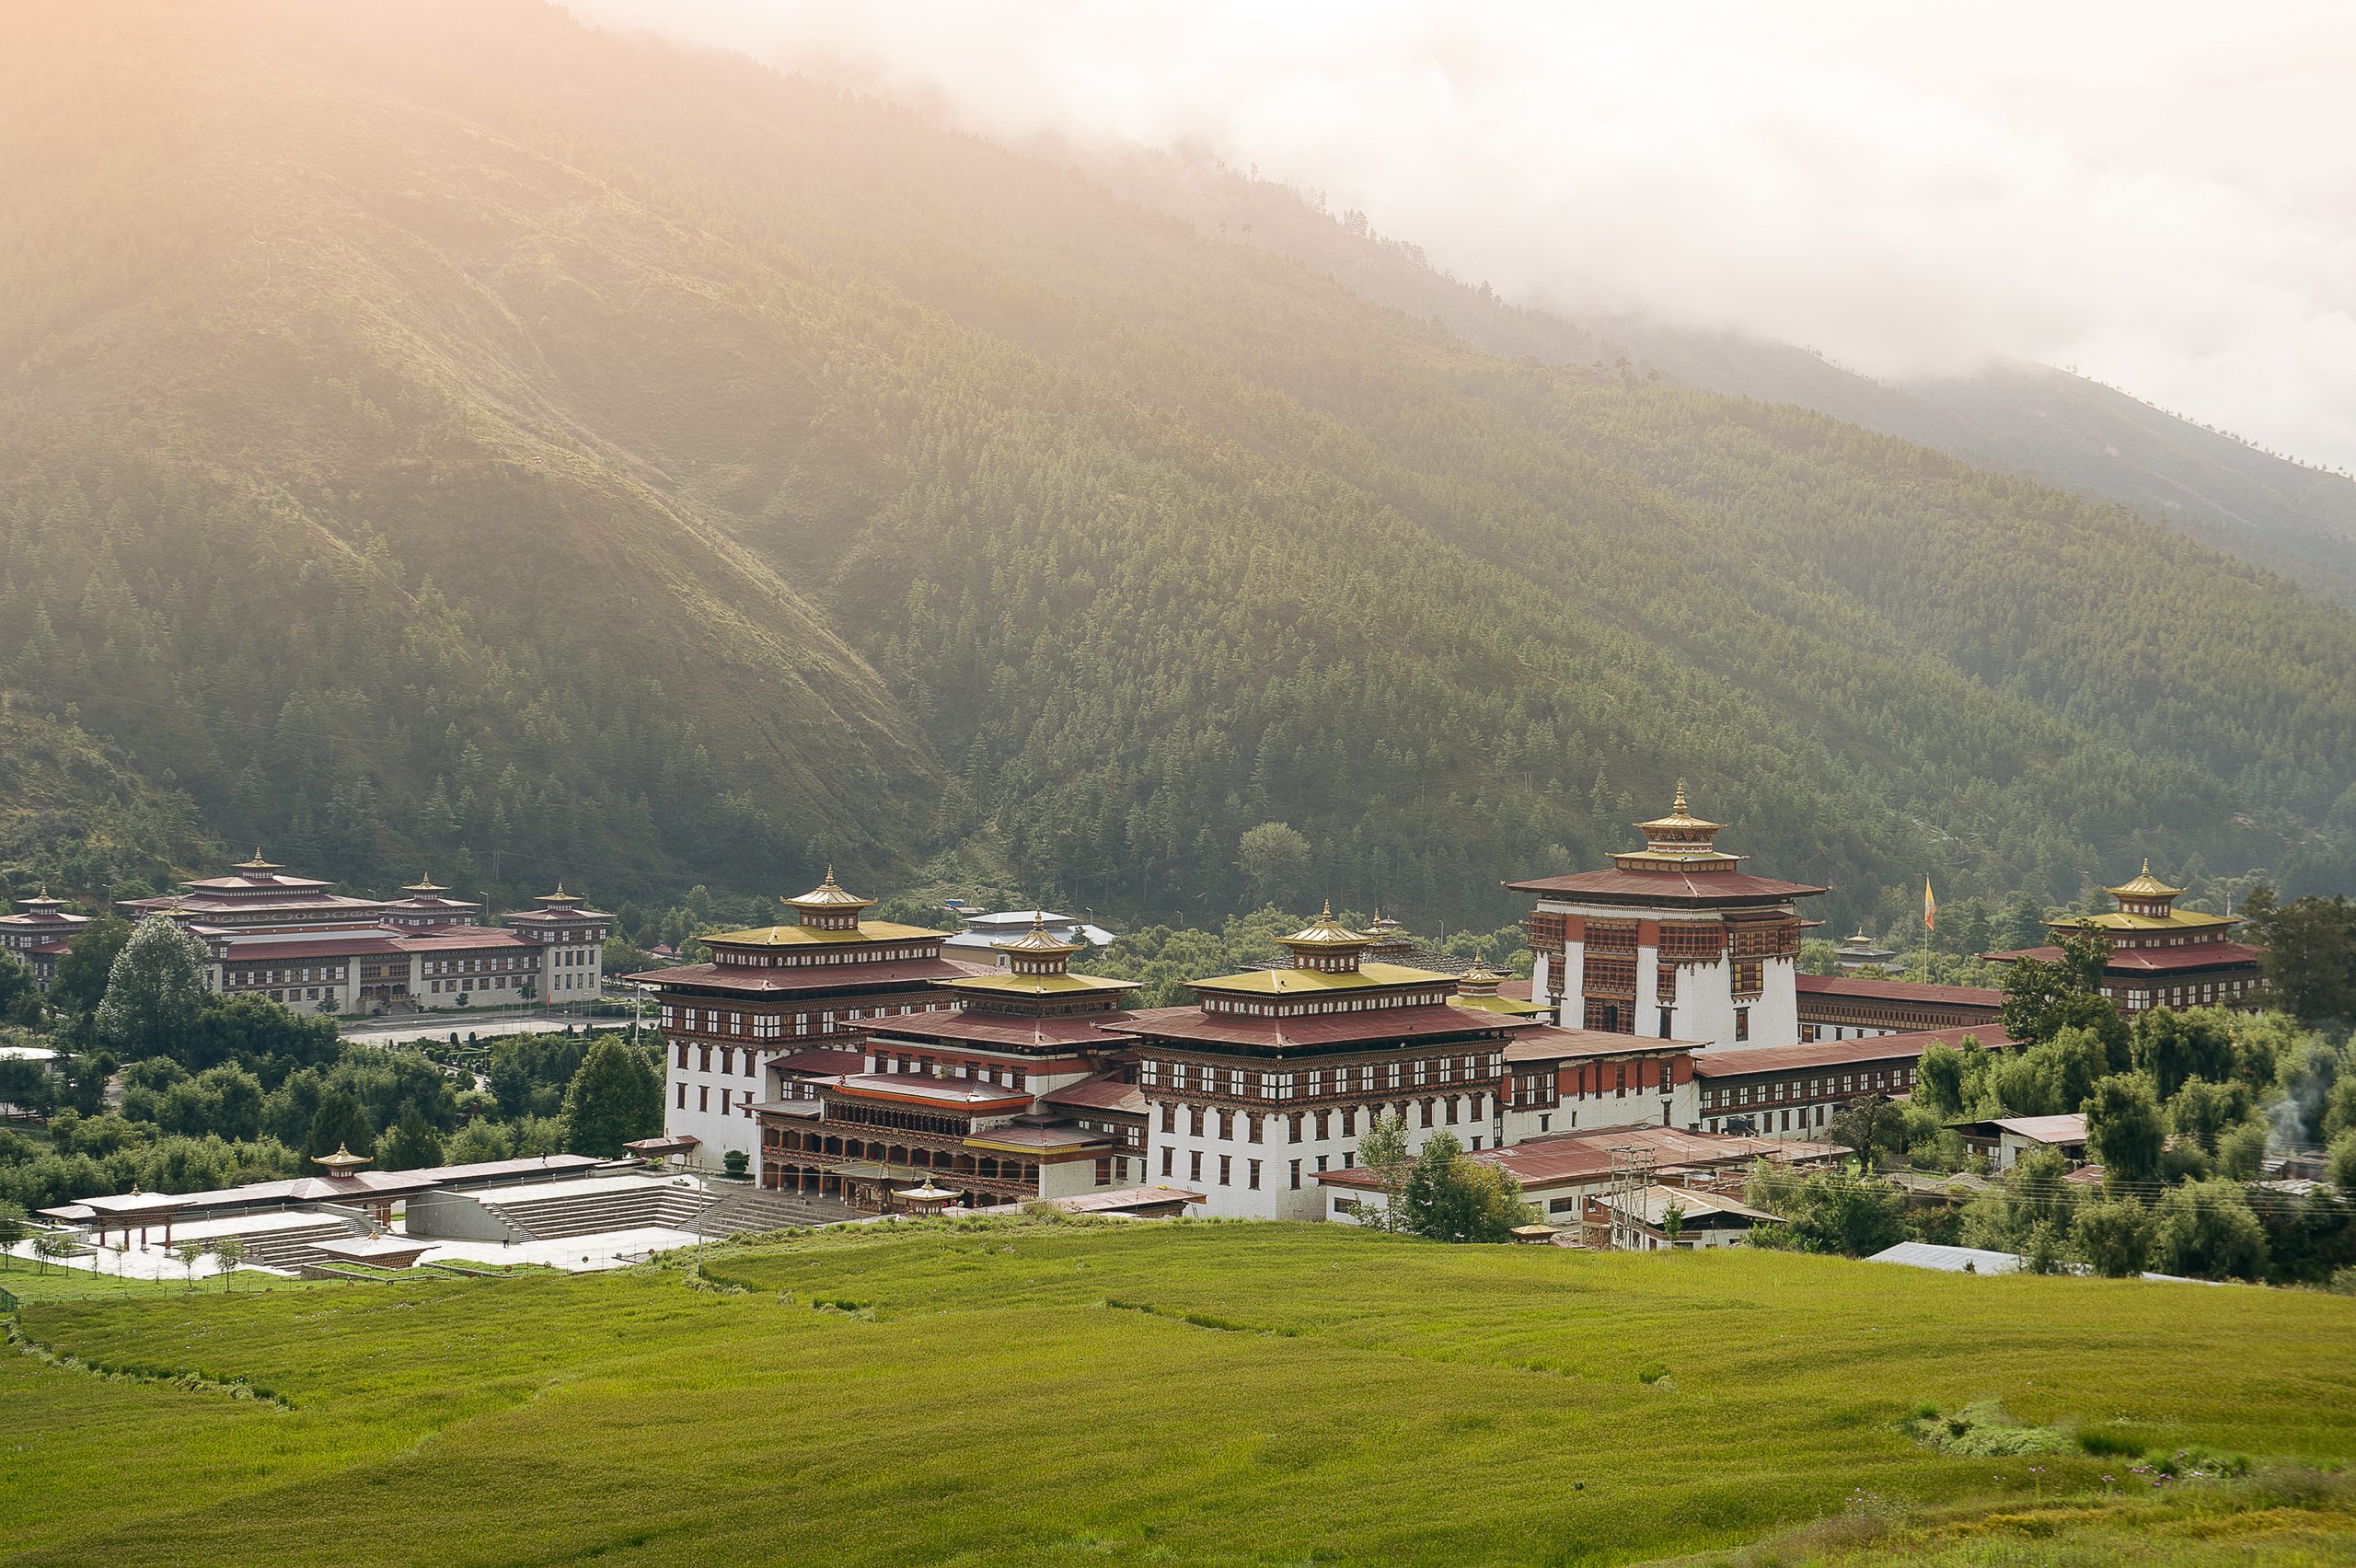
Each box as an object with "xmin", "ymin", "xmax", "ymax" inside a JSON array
[
  {"xmin": 1689, "ymin": 1023, "xmax": 2013, "ymax": 1136},
  {"xmin": 1795, "ymin": 974, "xmax": 2004, "ymax": 1041}
]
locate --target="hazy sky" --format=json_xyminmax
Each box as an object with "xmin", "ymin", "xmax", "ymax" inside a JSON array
[{"xmin": 569, "ymin": 2, "xmax": 2356, "ymax": 470}]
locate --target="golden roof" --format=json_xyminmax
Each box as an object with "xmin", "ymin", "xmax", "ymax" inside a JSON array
[
  {"xmin": 537, "ymin": 882, "xmax": 583, "ymax": 905},
  {"xmin": 2106, "ymin": 859, "xmax": 2184, "ymax": 900},
  {"xmin": 994, "ymin": 912, "xmax": 1085, "ymax": 957},
  {"xmin": 312, "ymin": 1142, "xmax": 371, "ymax": 1174},
  {"xmin": 946, "ymin": 969, "xmax": 1136, "ymax": 997},
  {"xmin": 403, "ymin": 874, "xmax": 450, "ymax": 894},
  {"xmin": 784, "ymin": 868, "xmax": 873, "ymax": 910},
  {"xmin": 1281, "ymin": 901, "xmax": 1369, "ymax": 948},
  {"xmin": 709, "ymin": 918, "xmax": 941, "ymax": 947},
  {"xmin": 233, "ymin": 847, "xmax": 283, "ymax": 872},
  {"xmin": 1194, "ymin": 960, "xmax": 1453, "ymax": 996},
  {"xmin": 1636, "ymin": 782, "xmax": 1724, "ymax": 835}
]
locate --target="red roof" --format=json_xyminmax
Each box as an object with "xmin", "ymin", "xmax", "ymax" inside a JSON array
[
  {"xmin": 1502, "ymin": 1026, "xmax": 1705, "ymax": 1065},
  {"xmin": 830, "ymin": 1073, "xmax": 1033, "ymax": 1111},
  {"xmin": 1043, "ymin": 1071, "xmax": 1147, "ymax": 1115},
  {"xmin": 1506, "ymin": 869, "xmax": 1828, "ymax": 904},
  {"xmin": 1989, "ymin": 942, "xmax": 2265, "ymax": 975},
  {"xmin": 868, "ymin": 1010, "xmax": 1138, "ymax": 1052},
  {"xmin": 214, "ymin": 935, "xmax": 403, "ymax": 961},
  {"xmin": 1691, "ymin": 1023, "xmax": 2012, "ymax": 1079},
  {"xmin": 627, "ymin": 958, "xmax": 968, "ymax": 995},
  {"xmin": 769, "ymin": 1047, "xmax": 868, "ymax": 1078},
  {"xmin": 1796, "ymin": 974, "xmax": 2003, "ymax": 1009},
  {"xmin": 392, "ymin": 928, "xmax": 540, "ymax": 952},
  {"xmin": 1103, "ymin": 1003, "xmax": 1521, "ymax": 1053}
]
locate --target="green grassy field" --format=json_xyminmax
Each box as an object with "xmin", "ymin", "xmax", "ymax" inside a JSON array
[{"xmin": 4, "ymin": 1220, "xmax": 2352, "ymax": 1566}]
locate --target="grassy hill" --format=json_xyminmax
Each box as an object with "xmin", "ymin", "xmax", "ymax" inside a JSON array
[
  {"xmin": 6, "ymin": 1, "xmax": 2356, "ymax": 930},
  {"xmin": 5, "ymin": 1221, "xmax": 2353, "ymax": 1565}
]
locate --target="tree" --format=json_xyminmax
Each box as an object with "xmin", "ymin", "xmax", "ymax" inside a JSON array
[
  {"xmin": 2216, "ymin": 1118, "xmax": 2269, "ymax": 1182},
  {"xmin": 209, "ymin": 1232, "xmax": 245, "ymax": 1290},
  {"xmin": 1355, "ymin": 1109, "xmax": 1413, "ymax": 1231},
  {"xmin": 304, "ymin": 1090, "xmax": 375, "ymax": 1160},
  {"xmin": 2239, "ymin": 887, "xmax": 2356, "ymax": 1024},
  {"xmin": 1746, "ymin": 1165, "xmax": 1908, "ymax": 1257},
  {"xmin": 0, "ymin": 951, "xmax": 39, "ymax": 1028},
  {"xmin": 1993, "ymin": 894, "xmax": 2047, "ymax": 952},
  {"xmin": 2150, "ymin": 1179, "xmax": 2269, "ymax": 1281},
  {"xmin": 96, "ymin": 916, "xmax": 210, "ymax": 1060},
  {"xmin": 1999, "ymin": 928, "xmax": 2126, "ymax": 1065},
  {"xmin": 32, "ymin": 1232, "xmax": 75, "ymax": 1274},
  {"xmin": 0, "ymin": 1199, "xmax": 25, "ymax": 1269},
  {"xmin": 173, "ymin": 1238, "xmax": 206, "ymax": 1291},
  {"xmin": 2165, "ymin": 1078, "xmax": 2254, "ymax": 1155},
  {"xmin": 1400, "ymin": 1131, "xmax": 1532, "ymax": 1243},
  {"xmin": 2072, "ymin": 1196, "xmax": 2151, "ymax": 1277},
  {"xmin": 1913, "ymin": 1039, "xmax": 1982, "ymax": 1121},
  {"xmin": 1236, "ymin": 823, "xmax": 1312, "ymax": 906},
  {"xmin": 1988, "ymin": 1026, "xmax": 2108, "ymax": 1117},
  {"xmin": 378, "ymin": 1108, "xmax": 445, "ymax": 1171},
  {"xmin": 1829, "ymin": 1094, "xmax": 1909, "ymax": 1168},
  {"xmin": 2134, "ymin": 1009, "xmax": 2236, "ymax": 1100},
  {"xmin": 560, "ymin": 1039, "xmax": 661, "ymax": 1158},
  {"xmin": 186, "ymin": 993, "xmax": 341, "ymax": 1075},
  {"xmin": 49, "ymin": 915, "xmax": 130, "ymax": 1017},
  {"xmin": 2085, "ymin": 1074, "xmax": 2165, "ymax": 1190},
  {"xmin": 2328, "ymin": 1132, "xmax": 2356, "ymax": 1193}
]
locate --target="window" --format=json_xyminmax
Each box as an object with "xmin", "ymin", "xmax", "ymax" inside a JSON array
[
  {"xmin": 1161, "ymin": 1147, "xmax": 1173, "ymax": 1178},
  {"xmin": 1420, "ymin": 1100, "xmax": 1435, "ymax": 1128},
  {"xmin": 1315, "ymin": 1111, "xmax": 1331, "ymax": 1140},
  {"xmin": 1095, "ymin": 1158, "xmax": 1114, "ymax": 1187},
  {"xmin": 1288, "ymin": 1113, "xmax": 1304, "ymax": 1143},
  {"xmin": 1734, "ymin": 1008, "xmax": 1750, "ymax": 1043},
  {"xmin": 1189, "ymin": 1151, "xmax": 1203, "ymax": 1182},
  {"xmin": 1219, "ymin": 1155, "xmax": 1232, "ymax": 1186},
  {"xmin": 1289, "ymin": 1159, "xmax": 1302, "ymax": 1190},
  {"xmin": 1341, "ymin": 1108, "xmax": 1357, "ymax": 1136},
  {"xmin": 1247, "ymin": 1113, "xmax": 1265, "ymax": 1144},
  {"xmin": 676, "ymin": 1081, "xmax": 686, "ymax": 1109},
  {"xmin": 1248, "ymin": 1159, "xmax": 1261, "ymax": 1190},
  {"xmin": 699, "ymin": 1086, "xmax": 709, "ymax": 1113},
  {"xmin": 1161, "ymin": 1103, "xmax": 1176, "ymax": 1135},
  {"xmin": 1218, "ymin": 1109, "xmax": 1234, "ymax": 1140}
]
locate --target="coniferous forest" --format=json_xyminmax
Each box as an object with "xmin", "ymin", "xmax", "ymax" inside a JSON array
[{"xmin": 5, "ymin": 0, "xmax": 2355, "ymax": 933}]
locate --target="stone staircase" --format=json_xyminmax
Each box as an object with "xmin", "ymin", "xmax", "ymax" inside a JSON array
[
  {"xmin": 223, "ymin": 1219, "xmax": 368, "ymax": 1272},
  {"xmin": 691, "ymin": 1187, "xmax": 858, "ymax": 1235},
  {"xmin": 477, "ymin": 1181, "xmax": 707, "ymax": 1241}
]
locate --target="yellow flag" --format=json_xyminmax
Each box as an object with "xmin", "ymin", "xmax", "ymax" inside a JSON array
[{"xmin": 1923, "ymin": 876, "xmax": 1937, "ymax": 931}]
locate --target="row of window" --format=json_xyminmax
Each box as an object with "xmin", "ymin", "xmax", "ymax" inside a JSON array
[
  {"xmin": 225, "ymin": 964, "xmax": 348, "ymax": 986},
  {"xmin": 715, "ymin": 944, "xmax": 931, "ymax": 968},
  {"xmin": 661, "ymin": 1001, "xmax": 934, "ymax": 1036},
  {"xmin": 1199, "ymin": 990, "xmax": 1450, "ymax": 1016},
  {"xmin": 1138, "ymin": 1053, "xmax": 1502, "ymax": 1100},
  {"xmin": 1699, "ymin": 1063, "xmax": 1913, "ymax": 1110},
  {"xmin": 1156, "ymin": 1096, "xmax": 1489, "ymax": 1144}
]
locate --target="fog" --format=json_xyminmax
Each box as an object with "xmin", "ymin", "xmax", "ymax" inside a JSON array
[{"xmin": 567, "ymin": 1, "xmax": 2356, "ymax": 469}]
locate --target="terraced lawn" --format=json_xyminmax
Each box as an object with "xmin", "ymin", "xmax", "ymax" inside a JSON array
[{"xmin": 4, "ymin": 1219, "xmax": 2351, "ymax": 1565}]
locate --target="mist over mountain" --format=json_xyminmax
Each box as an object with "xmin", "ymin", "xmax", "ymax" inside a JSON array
[{"xmin": 5, "ymin": 0, "xmax": 2354, "ymax": 933}]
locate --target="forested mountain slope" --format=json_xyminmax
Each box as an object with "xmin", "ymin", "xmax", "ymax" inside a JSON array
[
  {"xmin": 3, "ymin": 1, "xmax": 2351, "ymax": 931},
  {"xmin": 1096, "ymin": 152, "xmax": 2356, "ymax": 608}
]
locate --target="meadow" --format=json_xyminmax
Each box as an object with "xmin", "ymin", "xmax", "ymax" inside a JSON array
[{"xmin": 4, "ymin": 1219, "xmax": 2353, "ymax": 1566}]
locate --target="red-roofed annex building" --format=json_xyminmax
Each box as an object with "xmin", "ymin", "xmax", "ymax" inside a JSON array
[
  {"xmin": 633, "ymin": 871, "xmax": 972, "ymax": 1175},
  {"xmin": 1987, "ymin": 861, "xmax": 2265, "ymax": 1015},
  {"xmin": 103, "ymin": 855, "xmax": 608, "ymax": 1019},
  {"xmin": 1103, "ymin": 905, "xmax": 1568, "ymax": 1220},
  {"xmin": 1508, "ymin": 788, "xmax": 1824, "ymax": 1051},
  {"xmin": 752, "ymin": 914, "xmax": 1150, "ymax": 1210}
]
